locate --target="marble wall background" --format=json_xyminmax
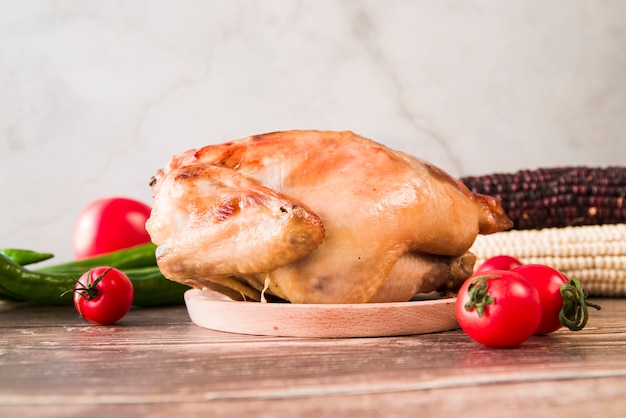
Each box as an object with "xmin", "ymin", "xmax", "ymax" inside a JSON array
[{"xmin": 2, "ymin": 0, "xmax": 625, "ymax": 262}]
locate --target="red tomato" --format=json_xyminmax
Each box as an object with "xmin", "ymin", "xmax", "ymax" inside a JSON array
[
  {"xmin": 455, "ymin": 270, "xmax": 542, "ymax": 348},
  {"xmin": 475, "ymin": 255, "xmax": 523, "ymax": 273},
  {"xmin": 513, "ymin": 264, "xmax": 569, "ymax": 335},
  {"xmin": 73, "ymin": 267, "xmax": 134, "ymax": 325},
  {"xmin": 73, "ymin": 197, "xmax": 152, "ymax": 259}
]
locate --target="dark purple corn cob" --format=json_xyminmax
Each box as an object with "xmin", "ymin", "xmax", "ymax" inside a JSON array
[{"xmin": 461, "ymin": 167, "xmax": 626, "ymax": 230}]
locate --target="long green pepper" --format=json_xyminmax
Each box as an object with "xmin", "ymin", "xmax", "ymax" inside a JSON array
[{"xmin": 0, "ymin": 243, "xmax": 188, "ymax": 306}]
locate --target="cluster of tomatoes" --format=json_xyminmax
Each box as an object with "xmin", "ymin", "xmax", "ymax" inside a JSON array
[
  {"xmin": 455, "ymin": 255, "xmax": 600, "ymax": 348},
  {"xmin": 71, "ymin": 197, "xmax": 153, "ymax": 325}
]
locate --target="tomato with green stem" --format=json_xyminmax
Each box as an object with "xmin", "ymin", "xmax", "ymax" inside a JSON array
[
  {"xmin": 72, "ymin": 267, "xmax": 134, "ymax": 325},
  {"xmin": 513, "ymin": 264, "xmax": 601, "ymax": 334},
  {"xmin": 455, "ymin": 270, "xmax": 542, "ymax": 348}
]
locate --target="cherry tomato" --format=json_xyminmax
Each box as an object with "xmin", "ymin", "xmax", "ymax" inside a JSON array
[
  {"xmin": 513, "ymin": 264, "xmax": 570, "ymax": 335},
  {"xmin": 73, "ymin": 267, "xmax": 134, "ymax": 325},
  {"xmin": 475, "ymin": 255, "xmax": 523, "ymax": 273},
  {"xmin": 455, "ymin": 270, "xmax": 542, "ymax": 348},
  {"xmin": 73, "ymin": 197, "xmax": 152, "ymax": 260}
]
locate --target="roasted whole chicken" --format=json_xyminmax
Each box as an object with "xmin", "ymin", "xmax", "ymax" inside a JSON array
[{"xmin": 146, "ymin": 131, "xmax": 512, "ymax": 304}]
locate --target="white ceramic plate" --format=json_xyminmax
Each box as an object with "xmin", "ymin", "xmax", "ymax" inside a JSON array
[{"xmin": 184, "ymin": 288, "xmax": 459, "ymax": 338}]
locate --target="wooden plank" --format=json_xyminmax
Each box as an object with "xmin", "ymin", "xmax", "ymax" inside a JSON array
[
  {"xmin": 0, "ymin": 299, "xmax": 624, "ymax": 417},
  {"xmin": 1, "ymin": 376, "xmax": 625, "ymax": 418}
]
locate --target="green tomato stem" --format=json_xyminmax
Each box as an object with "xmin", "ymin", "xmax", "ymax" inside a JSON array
[
  {"xmin": 559, "ymin": 277, "xmax": 601, "ymax": 331},
  {"xmin": 74, "ymin": 268, "xmax": 112, "ymax": 301},
  {"xmin": 464, "ymin": 275, "xmax": 497, "ymax": 317}
]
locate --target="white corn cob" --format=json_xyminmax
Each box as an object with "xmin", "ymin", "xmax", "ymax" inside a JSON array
[{"xmin": 470, "ymin": 223, "xmax": 626, "ymax": 297}]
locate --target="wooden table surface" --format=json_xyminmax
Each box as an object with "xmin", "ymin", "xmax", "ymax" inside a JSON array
[{"xmin": 1, "ymin": 298, "xmax": 625, "ymax": 418}]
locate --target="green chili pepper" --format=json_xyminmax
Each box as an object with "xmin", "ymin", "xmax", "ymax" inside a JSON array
[
  {"xmin": 36, "ymin": 243, "xmax": 159, "ymax": 275},
  {"xmin": 0, "ymin": 249, "xmax": 54, "ymax": 266},
  {"xmin": 0, "ymin": 244, "xmax": 188, "ymax": 307}
]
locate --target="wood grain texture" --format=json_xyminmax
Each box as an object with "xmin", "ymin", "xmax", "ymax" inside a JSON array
[
  {"xmin": 1, "ymin": 299, "xmax": 625, "ymax": 417},
  {"xmin": 185, "ymin": 289, "xmax": 459, "ymax": 337}
]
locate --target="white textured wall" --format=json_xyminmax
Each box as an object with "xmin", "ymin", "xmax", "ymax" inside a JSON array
[{"xmin": 2, "ymin": 0, "xmax": 625, "ymax": 262}]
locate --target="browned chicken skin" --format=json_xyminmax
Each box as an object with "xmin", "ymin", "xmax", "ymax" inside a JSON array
[{"xmin": 146, "ymin": 131, "xmax": 512, "ymax": 303}]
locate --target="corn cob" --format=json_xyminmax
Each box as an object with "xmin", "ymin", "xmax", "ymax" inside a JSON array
[
  {"xmin": 470, "ymin": 223, "xmax": 626, "ymax": 297},
  {"xmin": 461, "ymin": 166, "xmax": 626, "ymax": 230}
]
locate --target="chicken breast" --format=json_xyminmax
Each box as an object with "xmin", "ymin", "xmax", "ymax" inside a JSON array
[{"xmin": 146, "ymin": 130, "xmax": 512, "ymax": 303}]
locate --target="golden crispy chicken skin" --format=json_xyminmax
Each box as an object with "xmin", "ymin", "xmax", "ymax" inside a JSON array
[{"xmin": 146, "ymin": 131, "xmax": 512, "ymax": 303}]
